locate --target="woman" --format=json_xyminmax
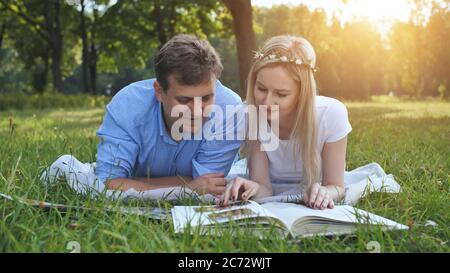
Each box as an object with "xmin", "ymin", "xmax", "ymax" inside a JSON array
[{"xmin": 222, "ymin": 35, "xmax": 352, "ymax": 210}]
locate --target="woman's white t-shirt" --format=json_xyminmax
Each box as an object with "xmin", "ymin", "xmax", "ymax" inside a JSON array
[{"xmin": 260, "ymin": 96, "xmax": 352, "ymax": 184}]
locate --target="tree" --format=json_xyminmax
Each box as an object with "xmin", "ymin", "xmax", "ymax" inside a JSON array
[
  {"xmin": 424, "ymin": 1, "xmax": 450, "ymax": 98},
  {"xmin": 44, "ymin": 0, "xmax": 64, "ymax": 92},
  {"xmin": 92, "ymin": 0, "xmax": 230, "ymax": 93},
  {"xmin": 0, "ymin": 17, "xmax": 5, "ymax": 51},
  {"xmin": 338, "ymin": 21, "xmax": 385, "ymax": 100},
  {"xmin": 79, "ymin": 0, "xmax": 91, "ymax": 94},
  {"xmin": 0, "ymin": 3, "xmax": 8, "ymax": 57},
  {"xmin": 74, "ymin": 0, "xmax": 105, "ymax": 94},
  {"xmin": 223, "ymin": 0, "xmax": 256, "ymax": 97},
  {"xmin": 0, "ymin": 0, "xmax": 65, "ymax": 92},
  {"xmin": 1, "ymin": 1, "xmax": 51, "ymax": 93}
]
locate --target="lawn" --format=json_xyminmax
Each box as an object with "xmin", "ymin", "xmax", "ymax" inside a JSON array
[{"xmin": 0, "ymin": 100, "xmax": 449, "ymax": 252}]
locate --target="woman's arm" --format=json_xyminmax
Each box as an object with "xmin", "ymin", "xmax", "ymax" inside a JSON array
[
  {"xmin": 248, "ymin": 140, "xmax": 273, "ymax": 199},
  {"xmin": 321, "ymin": 136, "xmax": 347, "ymax": 201},
  {"xmin": 303, "ymin": 136, "xmax": 348, "ymax": 209}
]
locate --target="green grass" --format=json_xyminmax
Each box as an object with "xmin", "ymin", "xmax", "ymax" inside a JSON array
[{"xmin": 0, "ymin": 101, "xmax": 449, "ymax": 252}]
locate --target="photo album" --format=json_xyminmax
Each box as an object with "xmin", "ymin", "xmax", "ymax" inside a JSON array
[{"xmin": 172, "ymin": 200, "xmax": 409, "ymax": 238}]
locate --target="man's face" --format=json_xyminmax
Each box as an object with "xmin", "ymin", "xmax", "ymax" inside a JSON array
[{"xmin": 154, "ymin": 75, "xmax": 216, "ymax": 137}]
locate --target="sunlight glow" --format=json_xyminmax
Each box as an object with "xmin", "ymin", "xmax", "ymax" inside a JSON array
[
  {"xmin": 251, "ymin": 0, "xmax": 422, "ymax": 36},
  {"xmin": 341, "ymin": 0, "xmax": 413, "ymax": 35}
]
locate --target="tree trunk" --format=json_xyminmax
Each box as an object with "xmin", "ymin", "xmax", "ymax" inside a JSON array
[
  {"xmin": 80, "ymin": 0, "xmax": 91, "ymax": 93},
  {"xmin": 44, "ymin": 0, "xmax": 64, "ymax": 92},
  {"xmin": 0, "ymin": 4, "xmax": 6, "ymax": 52},
  {"xmin": 0, "ymin": 22, "xmax": 5, "ymax": 51},
  {"xmin": 222, "ymin": 0, "xmax": 256, "ymax": 97},
  {"xmin": 168, "ymin": 0, "xmax": 177, "ymax": 38},
  {"xmin": 154, "ymin": 0, "xmax": 167, "ymax": 47},
  {"xmin": 90, "ymin": 42, "xmax": 97, "ymax": 95},
  {"xmin": 33, "ymin": 48, "xmax": 50, "ymax": 93},
  {"xmin": 89, "ymin": 7, "xmax": 99, "ymax": 95}
]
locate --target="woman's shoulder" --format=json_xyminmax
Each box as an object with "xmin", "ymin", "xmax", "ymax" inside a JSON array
[
  {"xmin": 315, "ymin": 96, "xmax": 349, "ymax": 123},
  {"xmin": 315, "ymin": 96, "xmax": 352, "ymax": 143},
  {"xmin": 315, "ymin": 95, "xmax": 347, "ymax": 110},
  {"xmin": 316, "ymin": 96, "xmax": 348, "ymax": 119}
]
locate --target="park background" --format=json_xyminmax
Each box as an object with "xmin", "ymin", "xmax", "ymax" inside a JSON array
[
  {"xmin": 1, "ymin": 0, "xmax": 450, "ymax": 101},
  {"xmin": 0, "ymin": 0, "xmax": 449, "ymax": 252}
]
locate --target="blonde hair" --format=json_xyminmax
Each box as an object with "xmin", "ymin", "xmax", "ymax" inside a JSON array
[{"xmin": 245, "ymin": 35, "xmax": 321, "ymax": 189}]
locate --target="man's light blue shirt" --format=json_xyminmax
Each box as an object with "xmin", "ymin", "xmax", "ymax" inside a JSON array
[{"xmin": 95, "ymin": 78, "xmax": 243, "ymax": 184}]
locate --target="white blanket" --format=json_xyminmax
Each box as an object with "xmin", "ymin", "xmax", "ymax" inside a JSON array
[{"xmin": 40, "ymin": 155, "xmax": 401, "ymax": 205}]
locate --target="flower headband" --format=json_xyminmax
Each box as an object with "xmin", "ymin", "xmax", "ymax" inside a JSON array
[{"xmin": 254, "ymin": 51, "xmax": 317, "ymax": 73}]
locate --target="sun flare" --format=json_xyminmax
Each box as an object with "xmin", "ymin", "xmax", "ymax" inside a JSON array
[
  {"xmin": 252, "ymin": 0, "xmax": 417, "ymax": 36},
  {"xmin": 343, "ymin": 0, "xmax": 412, "ymax": 35}
]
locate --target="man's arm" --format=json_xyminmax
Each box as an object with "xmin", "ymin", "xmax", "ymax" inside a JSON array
[
  {"xmin": 106, "ymin": 176, "xmax": 192, "ymax": 191},
  {"xmin": 106, "ymin": 174, "xmax": 226, "ymax": 195}
]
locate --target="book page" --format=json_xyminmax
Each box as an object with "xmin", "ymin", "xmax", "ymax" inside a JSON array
[
  {"xmin": 171, "ymin": 200, "xmax": 288, "ymax": 233},
  {"xmin": 261, "ymin": 202, "xmax": 409, "ymax": 231}
]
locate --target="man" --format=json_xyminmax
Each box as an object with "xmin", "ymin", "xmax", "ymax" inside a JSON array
[{"xmin": 96, "ymin": 34, "xmax": 243, "ymax": 196}]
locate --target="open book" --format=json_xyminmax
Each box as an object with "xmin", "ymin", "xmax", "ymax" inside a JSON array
[{"xmin": 172, "ymin": 200, "xmax": 408, "ymax": 238}]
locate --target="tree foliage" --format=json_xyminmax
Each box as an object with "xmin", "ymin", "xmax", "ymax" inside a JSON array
[{"xmin": 0, "ymin": 0, "xmax": 449, "ymax": 100}]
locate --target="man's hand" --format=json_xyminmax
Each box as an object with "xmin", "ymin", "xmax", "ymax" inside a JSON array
[{"xmin": 186, "ymin": 173, "xmax": 227, "ymax": 195}]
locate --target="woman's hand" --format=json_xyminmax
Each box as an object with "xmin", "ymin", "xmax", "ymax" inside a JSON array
[
  {"xmin": 303, "ymin": 182, "xmax": 335, "ymax": 210},
  {"xmin": 221, "ymin": 177, "xmax": 260, "ymax": 206}
]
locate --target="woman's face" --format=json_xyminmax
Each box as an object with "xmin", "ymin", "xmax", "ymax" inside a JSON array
[{"xmin": 253, "ymin": 65, "xmax": 300, "ymax": 123}]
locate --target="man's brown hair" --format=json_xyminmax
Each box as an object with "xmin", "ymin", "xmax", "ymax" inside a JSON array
[{"xmin": 154, "ymin": 34, "xmax": 223, "ymax": 91}]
